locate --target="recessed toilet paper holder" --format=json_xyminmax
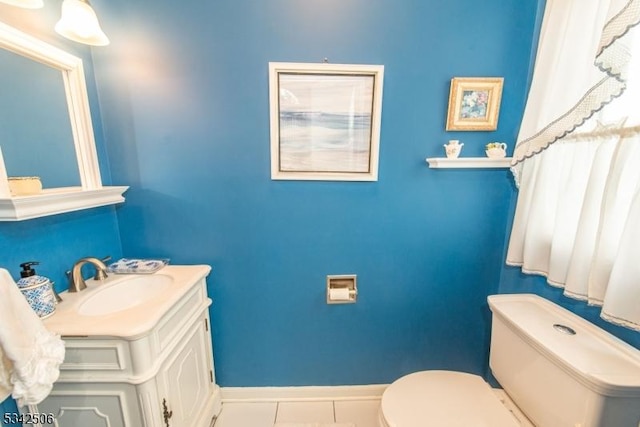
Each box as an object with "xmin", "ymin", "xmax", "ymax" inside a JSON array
[{"xmin": 327, "ymin": 274, "xmax": 357, "ymax": 304}]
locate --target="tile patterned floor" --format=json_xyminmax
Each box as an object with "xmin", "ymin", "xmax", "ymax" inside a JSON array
[{"xmin": 215, "ymin": 399, "xmax": 380, "ymax": 427}]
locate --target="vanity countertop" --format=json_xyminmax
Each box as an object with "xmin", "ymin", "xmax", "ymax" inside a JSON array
[{"xmin": 44, "ymin": 264, "xmax": 211, "ymax": 339}]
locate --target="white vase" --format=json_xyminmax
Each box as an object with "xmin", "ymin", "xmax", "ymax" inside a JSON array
[{"xmin": 444, "ymin": 140, "xmax": 463, "ymax": 158}]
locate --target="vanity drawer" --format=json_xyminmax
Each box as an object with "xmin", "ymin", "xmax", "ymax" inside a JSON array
[
  {"xmin": 36, "ymin": 382, "xmax": 143, "ymax": 427},
  {"xmin": 59, "ymin": 338, "xmax": 133, "ymax": 380}
]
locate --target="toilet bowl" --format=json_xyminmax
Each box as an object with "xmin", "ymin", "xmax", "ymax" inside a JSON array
[
  {"xmin": 378, "ymin": 294, "xmax": 640, "ymax": 427},
  {"xmin": 378, "ymin": 370, "xmax": 522, "ymax": 427}
]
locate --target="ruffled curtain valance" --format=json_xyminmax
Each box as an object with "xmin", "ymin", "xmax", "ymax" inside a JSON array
[{"xmin": 511, "ymin": 0, "xmax": 640, "ymax": 179}]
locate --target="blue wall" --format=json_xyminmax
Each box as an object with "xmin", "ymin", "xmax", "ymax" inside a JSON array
[{"xmin": 92, "ymin": 0, "xmax": 540, "ymax": 386}]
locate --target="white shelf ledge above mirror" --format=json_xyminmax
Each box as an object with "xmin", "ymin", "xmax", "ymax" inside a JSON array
[
  {"xmin": 426, "ymin": 157, "xmax": 513, "ymax": 169},
  {"xmin": 0, "ymin": 186, "xmax": 128, "ymax": 221}
]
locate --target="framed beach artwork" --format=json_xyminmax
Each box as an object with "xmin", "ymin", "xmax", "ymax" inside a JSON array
[
  {"xmin": 446, "ymin": 77, "xmax": 503, "ymax": 131},
  {"xmin": 268, "ymin": 62, "xmax": 384, "ymax": 181}
]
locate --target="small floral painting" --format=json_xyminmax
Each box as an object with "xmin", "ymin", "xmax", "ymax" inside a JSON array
[
  {"xmin": 460, "ymin": 90, "xmax": 489, "ymax": 118},
  {"xmin": 446, "ymin": 78, "xmax": 503, "ymax": 131}
]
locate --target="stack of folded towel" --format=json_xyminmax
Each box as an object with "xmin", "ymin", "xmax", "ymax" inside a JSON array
[{"xmin": 0, "ymin": 268, "xmax": 65, "ymax": 406}]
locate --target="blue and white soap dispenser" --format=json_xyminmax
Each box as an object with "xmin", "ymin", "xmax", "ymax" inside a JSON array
[{"xmin": 16, "ymin": 261, "xmax": 57, "ymax": 318}]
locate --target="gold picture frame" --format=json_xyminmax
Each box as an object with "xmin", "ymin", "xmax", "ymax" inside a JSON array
[{"xmin": 446, "ymin": 77, "xmax": 503, "ymax": 131}]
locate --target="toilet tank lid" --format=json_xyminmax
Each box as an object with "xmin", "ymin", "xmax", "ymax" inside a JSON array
[{"xmin": 488, "ymin": 294, "xmax": 640, "ymax": 397}]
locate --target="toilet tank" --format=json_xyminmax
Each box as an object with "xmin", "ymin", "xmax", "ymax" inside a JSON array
[{"xmin": 488, "ymin": 294, "xmax": 640, "ymax": 427}]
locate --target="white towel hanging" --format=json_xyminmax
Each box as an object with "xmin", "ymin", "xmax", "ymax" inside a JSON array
[{"xmin": 0, "ymin": 268, "xmax": 65, "ymax": 406}]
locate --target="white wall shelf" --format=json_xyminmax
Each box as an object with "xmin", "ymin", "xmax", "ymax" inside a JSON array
[
  {"xmin": 0, "ymin": 186, "xmax": 128, "ymax": 221},
  {"xmin": 426, "ymin": 157, "xmax": 513, "ymax": 169}
]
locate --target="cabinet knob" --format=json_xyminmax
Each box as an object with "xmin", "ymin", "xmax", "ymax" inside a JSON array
[{"xmin": 162, "ymin": 398, "xmax": 173, "ymax": 427}]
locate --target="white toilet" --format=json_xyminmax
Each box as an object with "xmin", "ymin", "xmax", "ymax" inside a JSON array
[{"xmin": 378, "ymin": 294, "xmax": 640, "ymax": 427}]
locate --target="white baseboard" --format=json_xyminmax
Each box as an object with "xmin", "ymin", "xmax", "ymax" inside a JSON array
[{"xmin": 221, "ymin": 384, "xmax": 389, "ymax": 403}]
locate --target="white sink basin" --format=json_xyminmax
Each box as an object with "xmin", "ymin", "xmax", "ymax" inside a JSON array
[
  {"xmin": 78, "ymin": 274, "xmax": 174, "ymax": 316},
  {"xmin": 44, "ymin": 265, "xmax": 211, "ymax": 338}
]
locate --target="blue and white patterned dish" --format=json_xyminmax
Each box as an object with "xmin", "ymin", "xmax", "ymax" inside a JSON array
[{"xmin": 107, "ymin": 258, "xmax": 170, "ymax": 274}]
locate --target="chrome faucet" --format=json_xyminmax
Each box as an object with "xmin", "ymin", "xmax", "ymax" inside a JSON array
[{"xmin": 69, "ymin": 257, "xmax": 110, "ymax": 292}]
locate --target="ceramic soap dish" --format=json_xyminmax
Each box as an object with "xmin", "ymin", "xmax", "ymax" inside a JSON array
[{"xmin": 107, "ymin": 258, "xmax": 170, "ymax": 274}]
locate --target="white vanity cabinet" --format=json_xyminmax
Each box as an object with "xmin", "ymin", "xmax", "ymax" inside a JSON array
[{"xmin": 35, "ymin": 265, "xmax": 222, "ymax": 427}]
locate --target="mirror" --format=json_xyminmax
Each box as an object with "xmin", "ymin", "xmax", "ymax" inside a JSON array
[
  {"xmin": 0, "ymin": 48, "xmax": 80, "ymax": 187},
  {"xmin": 0, "ymin": 21, "xmax": 127, "ymax": 221},
  {"xmin": 0, "ymin": 19, "xmax": 102, "ymax": 194}
]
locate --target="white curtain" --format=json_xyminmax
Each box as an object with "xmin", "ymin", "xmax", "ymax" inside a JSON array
[{"xmin": 507, "ymin": 0, "xmax": 640, "ymax": 330}]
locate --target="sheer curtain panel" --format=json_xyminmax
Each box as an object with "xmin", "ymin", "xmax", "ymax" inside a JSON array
[{"xmin": 507, "ymin": 0, "xmax": 640, "ymax": 331}]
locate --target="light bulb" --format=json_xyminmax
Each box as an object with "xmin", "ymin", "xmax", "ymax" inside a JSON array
[{"xmin": 55, "ymin": 0, "xmax": 109, "ymax": 46}]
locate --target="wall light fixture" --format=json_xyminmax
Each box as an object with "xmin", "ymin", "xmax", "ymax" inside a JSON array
[{"xmin": 55, "ymin": 0, "xmax": 109, "ymax": 46}]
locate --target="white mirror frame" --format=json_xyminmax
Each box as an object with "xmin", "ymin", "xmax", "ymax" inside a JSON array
[{"xmin": 0, "ymin": 21, "xmax": 127, "ymax": 221}]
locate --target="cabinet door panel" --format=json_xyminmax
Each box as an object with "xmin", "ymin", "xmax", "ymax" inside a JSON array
[{"xmin": 159, "ymin": 317, "xmax": 214, "ymax": 427}]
